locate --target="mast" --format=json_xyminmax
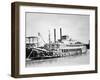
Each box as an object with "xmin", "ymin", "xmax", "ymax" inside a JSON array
[
  {"xmin": 48, "ymin": 29, "xmax": 51, "ymax": 51},
  {"xmin": 37, "ymin": 36, "xmax": 39, "ymax": 47}
]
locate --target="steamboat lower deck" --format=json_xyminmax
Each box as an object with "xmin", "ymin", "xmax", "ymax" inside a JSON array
[{"xmin": 26, "ymin": 50, "xmax": 89, "ymax": 67}]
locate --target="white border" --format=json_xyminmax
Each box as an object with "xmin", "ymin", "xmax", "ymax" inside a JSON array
[{"xmin": 19, "ymin": 6, "xmax": 95, "ymax": 74}]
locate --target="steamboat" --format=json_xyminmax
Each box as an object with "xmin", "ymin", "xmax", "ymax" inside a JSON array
[{"xmin": 26, "ymin": 28, "xmax": 87, "ymax": 60}]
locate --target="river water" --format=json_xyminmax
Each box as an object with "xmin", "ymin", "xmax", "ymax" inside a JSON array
[{"xmin": 26, "ymin": 50, "xmax": 90, "ymax": 67}]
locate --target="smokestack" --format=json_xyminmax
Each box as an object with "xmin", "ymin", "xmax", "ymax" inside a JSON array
[
  {"xmin": 60, "ymin": 28, "xmax": 62, "ymax": 41},
  {"xmin": 54, "ymin": 28, "xmax": 56, "ymax": 43}
]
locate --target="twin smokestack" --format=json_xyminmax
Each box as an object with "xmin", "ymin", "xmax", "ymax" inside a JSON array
[{"xmin": 54, "ymin": 28, "xmax": 62, "ymax": 42}]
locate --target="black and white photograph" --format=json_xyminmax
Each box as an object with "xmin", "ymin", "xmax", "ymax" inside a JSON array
[
  {"xmin": 25, "ymin": 12, "xmax": 90, "ymax": 67},
  {"xmin": 11, "ymin": 2, "xmax": 97, "ymax": 78}
]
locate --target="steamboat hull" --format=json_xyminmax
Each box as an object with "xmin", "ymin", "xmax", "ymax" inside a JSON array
[{"xmin": 26, "ymin": 45, "xmax": 87, "ymax": 60}]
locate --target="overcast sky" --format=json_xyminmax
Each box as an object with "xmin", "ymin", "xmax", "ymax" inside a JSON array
[{"xmin": 26, "ymin": 12, "xmax": 90, "ymax": 44}]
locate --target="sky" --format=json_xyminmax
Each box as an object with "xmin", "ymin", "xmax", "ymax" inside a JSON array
[{"xmin": 25, "ymin": 12, "xmax": 90, "ymax": 44}]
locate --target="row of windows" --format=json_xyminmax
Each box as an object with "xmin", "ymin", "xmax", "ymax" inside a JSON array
[
  {"xmin": 61, "ymin": 49, "xmax": 68, "ymax": 52},
  {"xmin": 60, "ymin": 49, "xmax": 81, "ymax": 53}
]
